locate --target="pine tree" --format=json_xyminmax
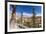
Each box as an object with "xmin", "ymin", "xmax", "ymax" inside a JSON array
[
  {"xmin": 21, "ymin": 11, "xmax": 23, "ymax": 24},
  {"xmin": 32, "ymin": 7, "xmax": 36, "ymax": 28}
]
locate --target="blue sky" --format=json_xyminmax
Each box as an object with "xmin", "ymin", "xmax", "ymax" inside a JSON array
[{"xmin": 10, "ymin": 5, "xmax": 41, "ymax": 16}]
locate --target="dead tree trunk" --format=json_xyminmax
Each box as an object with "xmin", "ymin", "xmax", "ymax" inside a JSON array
[{"xmin": 10, "ymin": 5, "xmax": 16, "ymax": 28}]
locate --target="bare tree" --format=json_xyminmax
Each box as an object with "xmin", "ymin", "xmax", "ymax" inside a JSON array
[{"xmin": 10, "ymin": 5, "xmax": 16, "ymax": 28}]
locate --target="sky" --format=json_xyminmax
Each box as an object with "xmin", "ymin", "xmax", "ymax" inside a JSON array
[{"xmin": 10, "ymin": 5, "xmax": 41, "ymax": 16}]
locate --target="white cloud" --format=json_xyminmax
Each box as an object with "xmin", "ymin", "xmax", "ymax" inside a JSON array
[
  {"xmin": 23, "ymin": 12, "xmax": 33, "ymax": 17},
  {"xmin": 10, "ymin": 12, "xmax": 41, "ymax": 17},
  {"xmin": 36, "ymin": 14, "xmax": 41, "ymax": 16}
]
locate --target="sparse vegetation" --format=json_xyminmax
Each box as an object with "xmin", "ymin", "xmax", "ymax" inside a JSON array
[{"xmin": 10, "ymin": 5, "xmax": 41, "ymax": 28}]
